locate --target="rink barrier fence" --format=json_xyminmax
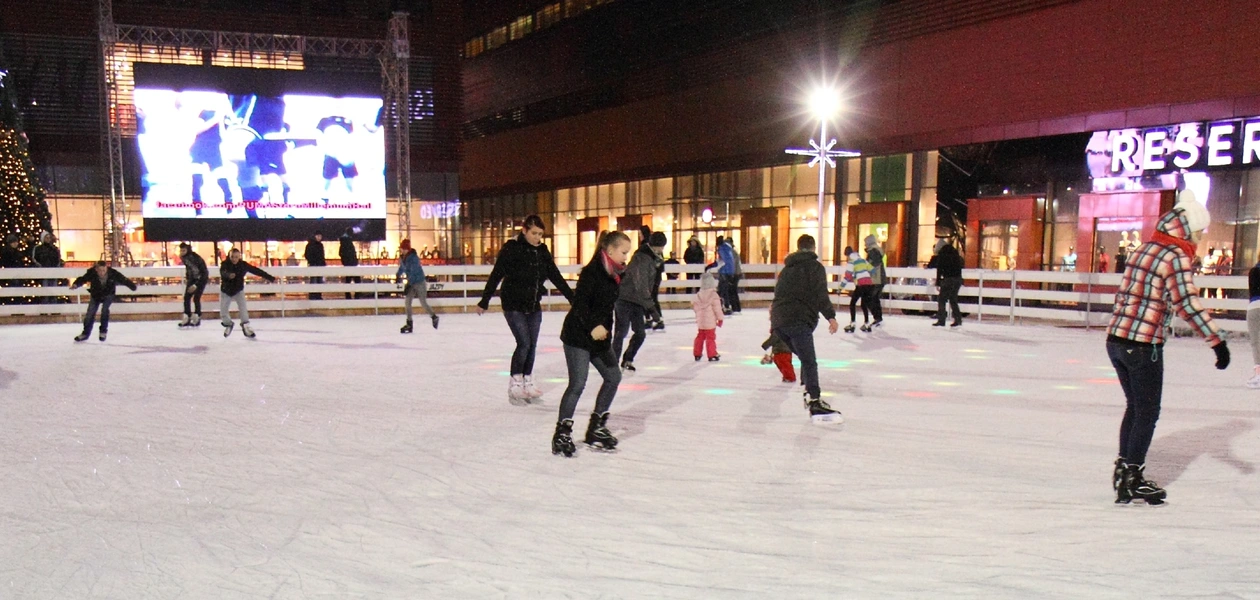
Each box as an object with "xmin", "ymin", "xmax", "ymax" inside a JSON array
[{"xmin": 0, "ymin": 265, "xmax": 1251, "ymax": 334}]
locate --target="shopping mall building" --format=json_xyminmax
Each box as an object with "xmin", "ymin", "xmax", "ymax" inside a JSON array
[{"xmin": 3, "ymin": 0, "xmax": 1259, "ymax": 271}]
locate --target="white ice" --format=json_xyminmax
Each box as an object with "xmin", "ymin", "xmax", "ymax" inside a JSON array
[{"xmin": 2, "ymin": 310, "xmax": 1258, "ymax": 599}]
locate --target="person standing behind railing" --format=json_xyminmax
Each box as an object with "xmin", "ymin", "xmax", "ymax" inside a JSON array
[
  {"xmin": 396, "ymin": 238, "xmax": 438, "ymax": 334},
  {"xmin": 338, "ymin": 227, "xmax": 360, "ymax": 299},
  {"xmin": 177, "ymin": 242, "xmax": 208, "ymax": 328},
  {"xmin": 69, "ymin": 261, "xmax": 136, "ymax": 342},
  {"xmin": 683, "ymin": 235, "xmax": 705, "ymax": 280},
  {"xmin": 303, "ymin": 230, "xmax": 325, "ymax": 300},
  {"xmin": 32, "ymin": 231, "xmax": 63, "ymax": 303},
  {"xmin": 1248, "ymin": 255, "xmax": 1260, "ymax": 390},
  {"xmin": 476, "ymin": 215, "xmax": 575, "ymax": 405}
]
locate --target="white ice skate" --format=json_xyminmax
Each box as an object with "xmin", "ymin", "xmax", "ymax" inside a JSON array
[
  {"xmin": 1247, "ymin": 374, "xmax": 1260, "ymax": 389},
  {"xmin": 178, "ymin": 314, "xmax": 191, "ymax": 328},
  {"xmin": 242, "ymin": 323, "xmax": 256, "ymax": 339},
  {"xmin": 508, "ymin": 375, "xmax": 529, "ymax": 406},
  {"xmin": 522, "ymin": 375, "xmax": 544, "ymax": 403}
]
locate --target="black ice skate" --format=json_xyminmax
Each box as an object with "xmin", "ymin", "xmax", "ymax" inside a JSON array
[
  {"xmin": 805, "ymin": 394, "xmax": 844, "ymax": 425},
  {"xmin": 584, "ymin": 411, "xmax": 618, "ymax": 451},
  {"xmin": 950, "ymin": 320, "xmax": 962, "ymax": 328},
  {"xmin": 74, "ymin": 331, "xmax": 89, "ymax": 342},
  {"xmin": 1112, "ymin": 457, "xmax": 1125, "ymax": 492},
  {"xmin": 708, "ymin": 355, "xmax": 721, "ymax": 362},
  {"xmin": 621, "ymin": 361, "xmax": 636, "ymax": 373},
  {"xmin": 99, "ymin": 330, "xmax": 107, "ymax": 342},
  {"xmin": 651, "ymin": 320, "xmax": 665, "ymax": 331},
  {"xmin": 843, "ymin": 323, "xmax": 856, "ymax": 333},
  {"xmin": 223, "ymin": 322, "xmax": 234, "ymax": 338},
  {"xmin": 552, "ymin": 419, "xmax": 576, "ymax": 457},
  {"xmin": 401, "ymin": 319, "xmax": 413, "ymax": 334},
  {"xmin": 1115, "ymin": 462, "xmax": 1166, "ymax": 505},
  {"xmin": 431, "ymin": 314, "xmax": 440, "ymax": 329},
  {"xmin": 178, "ymin": 314, "xmax": 192, "ymax": 328},
  {"xmin": 694, "ymin": 355, "xmax": 702, "ymax": 362},
  {"xmin": 859, "ymin": 323, "xmax": 872, "ymax": 333},
  {"xmin": 242, "ymin": 323, "xmax": 256, "ymax": 339}
]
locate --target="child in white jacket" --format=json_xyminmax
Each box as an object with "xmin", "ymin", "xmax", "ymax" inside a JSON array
[{"xmin": 693, "ymin": 270, "xmax": 725, "ymax": 361}]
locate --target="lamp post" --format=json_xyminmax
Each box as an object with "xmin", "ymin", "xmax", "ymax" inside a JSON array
[{"xmin": 786, "ymin": 87, "xmax": 859, "ymax": 258}]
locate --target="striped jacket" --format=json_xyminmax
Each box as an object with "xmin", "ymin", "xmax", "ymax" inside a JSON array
[{"xmin": 1106, "ymin": 208, "xmax": 1221, "ymax": 346}]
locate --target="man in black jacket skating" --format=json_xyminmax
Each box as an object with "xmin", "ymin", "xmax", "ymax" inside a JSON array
[
  {"xmin": 70, "ymin": 261, "xmax": 136, "ymax": 342},
  {"xmin": 771, "ymin": 235, "xmax": 842, "ymax": 423},
  {"xmin": 178, "ymin": 242, "xmax": 209, "ymax": 327},
  {"xmin": 219, "ymin": 247, "xmax": 277, "ymax": 338}
]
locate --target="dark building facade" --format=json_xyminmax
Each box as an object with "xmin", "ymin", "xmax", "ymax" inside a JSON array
[
  {"xmin": 459, "ymin": 0, "xmax": 1260, "ymax": 271},
  {"xmin": 0, "ymin": 0, "xmax": 463, "ymax": 264}
]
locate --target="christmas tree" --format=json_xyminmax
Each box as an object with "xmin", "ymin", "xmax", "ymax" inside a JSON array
[{"xmin": 0, "ymin": 55, "xmax": 54, "ymax": 246}]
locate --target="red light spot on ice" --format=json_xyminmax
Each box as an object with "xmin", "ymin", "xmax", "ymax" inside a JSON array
[
  {"xmin": 904, "ymin": 391, "xmax": 938, "ymax": 398},
  {"xmin": 618, "ymin": 384, "xmax": 651, "ymax": 392},
  {"xmin": 1086, "ymin": 378, "xmax": 1119, "ymax": 385}
]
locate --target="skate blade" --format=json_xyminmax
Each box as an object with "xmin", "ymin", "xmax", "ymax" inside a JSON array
[
  {"xmin": 508, "ymin": 396, "xmax": 530, "ymax": 407},
  {"xmin": 552, "ymin": 448, "xmax": 575, "ymax": 458},
  {"xmin": 583, "ymin": 442, "xmax": 618, "ymax": 453},
  {"xmin": 811, "ymin": 414, "xmax": 845, "ymax": 426}
]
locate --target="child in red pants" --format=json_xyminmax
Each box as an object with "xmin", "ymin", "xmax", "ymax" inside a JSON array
[
  {"xmin": 761, "ymin": 331, "xmax": 796, "ymax": 382},
  {"xmin": 693, "ymin": 271, "xmax": 724, "ymax": 361}
]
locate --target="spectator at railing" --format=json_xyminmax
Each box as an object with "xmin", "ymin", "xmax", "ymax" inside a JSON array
[
  {"xmin": 304, "ymin": 230, "xmax": 326, "ymax": 300},
  {"xmin": 339, "ymin": 227, "xmax": 360, "ymax": 300},
  {"xmin": 32, "ymin": 231, "xmax": 63, "ymax": 303},
  {"xmin": 683, "ymin": 235, "xmax": 705, "ymax": 280},
  {"xmin": 1, "ymin": 233, "xmax": 27, "ymax": 268}
]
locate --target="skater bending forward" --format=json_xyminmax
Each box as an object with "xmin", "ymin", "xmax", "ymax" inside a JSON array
[
  {"xmin": 1107, "ymin": 191, "xmax": 1229, "ymax": 505},
  {"xmin": 219, "ymin": 248, "xmax": 277, "ymax": 339},
  {"xmin": 396, "ymin": 238, "xmax": 438, "ymax": 333},
  {"xmin": 70, "ymin": 261, "xmax": 136, "ymax": 342},
  {"xmin": 771, "ymin": 235, "xmax": 843, "ymax": 424},
  {"xmin": 552, "ymin": 230, "xmax": 632, "ymax": 457}
]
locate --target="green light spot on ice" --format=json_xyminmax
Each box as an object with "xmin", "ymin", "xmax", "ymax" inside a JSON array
[
  {"xmin": 991, "ymin": 389, "xmax": 1019, "ymax": 395},
  {"xmin": 704, "ymin": 389, "xmax": 736, "ymax": 395}
]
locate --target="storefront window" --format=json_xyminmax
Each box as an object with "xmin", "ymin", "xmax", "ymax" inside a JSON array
[{"xmin": 980, "ymin": 221, "xmax": 1019, "ymax": 270}]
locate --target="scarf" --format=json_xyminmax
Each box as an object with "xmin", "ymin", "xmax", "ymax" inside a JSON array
[
  {"xmin": 600, "ymin": 250, "xmax": 625, "ymax": 284},
  {"xmin": 1152, "ymin": 230, "xmax": 1197, "ymax": 258}
]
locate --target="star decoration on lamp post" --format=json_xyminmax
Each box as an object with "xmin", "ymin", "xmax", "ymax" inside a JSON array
[{"xmin": 786, "ymin": 103, "xmax": 860, "ymax": 254}]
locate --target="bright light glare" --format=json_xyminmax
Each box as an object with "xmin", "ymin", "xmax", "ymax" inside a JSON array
[{"xmin": 809, "ymin": 87, "xmax": 839, "ymax": 119}]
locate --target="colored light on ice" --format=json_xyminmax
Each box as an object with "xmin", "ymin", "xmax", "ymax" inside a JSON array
[
  {"xmin": 963, "ymin": 349, "xmax": 988, "ymax": 353},
  {"xmin": 704, "ymin": 389, "xmax": 735, "ymax": 395},
  {"xmin": 990, "ymin": 389, "xmax": 1019, "ymax": 395},
  {"xmin": 904, "ymin": 391, "xmax": 938, "ymax": 398},
  {"xmin": 619, "ymin": 384, "xmax": 651, "ymax": 392},
  {"xmin": 1086, "ymin": 378, "xmax": 1120, "ymax": 385},
  {"xmin": 880, "ymin": 374, "xmax": 906, "ymax": 379},
  {"xmin": 933, "ymin": 381, "xmax": 961, "ymax": 387},
  {"xmin": 1053, "ymin": 385, "xmax": 1081, "ymax": 390}
]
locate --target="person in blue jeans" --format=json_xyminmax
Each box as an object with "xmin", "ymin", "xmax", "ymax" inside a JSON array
[
  {"xmin": 477, "ymin": 215, "xmax": 575, "ymax": 405},
  {"xmin": 551, "ymin": 231, "xmax": 632, "ymax": 457},
  {"xmin": 770, "ymin": 235, "xmax": 842, "ymax": 424},
  {"xmin": 70, "ymin": 261, "xmax": 136, "ymax": 342}
]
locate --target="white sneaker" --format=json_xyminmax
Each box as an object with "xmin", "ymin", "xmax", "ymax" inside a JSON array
[
  {"xmin": 508, "ymin": 375, "xmax": 528, "ymax": 406},
  {"xmin": 522, "ymin": 375, "xmax": 543, "ymax": 401},
  {"xmin": 1246, "ymin": 374, "xmax": 1260, "ymax": 389}
]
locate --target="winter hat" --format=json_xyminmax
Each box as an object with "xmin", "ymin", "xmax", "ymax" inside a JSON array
[
  {"xmin": 649, "ymin": 231, "xmax": 668, "ymax": 248},
  {"xmin": 399, "ymin": 238, "xmax": 412, "ymax": 252},
  {"xmin": 700, "ymin": 270, "xmax": 719, "ymax": 290},
  {"xmin": 864, "ymin": 235, "xmax": 879, "ymax": 249},
  {"xmin": 179, "ymin": 241, "xmax": 191, "ymax": 250},
  {"xmin": 1175, "ymin": 189, "xmax": 1210, "ymax": 233}
]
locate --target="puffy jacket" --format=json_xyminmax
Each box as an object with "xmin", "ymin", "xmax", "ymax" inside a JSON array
[
  {"xmin": 771, "ymin": 250, "xmax": 836, "ymax": 330},
  {"xmin": 182, "ymin": 251, "xmax": 209, "ymax": 286},
  {"xmin": 560, "ymin": 252, "xmax": 622, "ymax": 353},
  {"xmin": 303, "ymin": 237, "xmax": 326, "ymax": 266},
  {"xmin": 717, "ymin": 242, "xmax": 736, "ymax": 275},
  {"xmin": 338, "ymin": 236, "xmax": 359, "ymax": 267},
  {"xmin": 32, "ymin": 241, "xmax": 62, "ymax": 268},
  {"xmin": 478, "ymin": 234, "xmax": 575, "ymax": 313},
  {"xmin": 683, "ymin": 241, "xmax": 705, "ymax": 265},
  {"xmin": 864, "ymin": 236, "xmax": 886, "ymax": 285},
  {"xmin": 396, "ymin": 249, "xmax": 425, "ymax": 285},
  {"xmin": 617, "ymin": 243, "xmax": 661, "ymax": 311},
  {"xmin": 72, "ymin": 267, "xmax": 136, "ymax": 300},
  {"xmin": 219, "ymin": 259, "xmax": 276, "ymax": 296},
  {"xmin": 1106, "ymin": 207, "xmax": 1220, "ymax": 346},
  {"xmin": 934, "ymin": 244, "xmax": 963, "ymax": 281},
  {"xmin": 692, "ymin": 287, "xmax": 724, "ymax": 329}
]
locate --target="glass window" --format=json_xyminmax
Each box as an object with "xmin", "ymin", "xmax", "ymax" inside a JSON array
[
  {"xmin": 980, "ymin": 221, "xmax": 1019, "ymax": 270},
  {"xmin": 771, "ymin": 165, "xmax": 793, "ymax": 198},
  {"xmin": 870, "ymin": 155, "xmax": 908, "ymax": 203}
]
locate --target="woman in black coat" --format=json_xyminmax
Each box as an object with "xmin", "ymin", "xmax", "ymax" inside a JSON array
[
  {"xmin": 477, "ymin": 215, "xmax": 576, "ymax": 405},
  {"xmin": 551, "ymin": 230, "xmax": 632, "ymax": 457}
]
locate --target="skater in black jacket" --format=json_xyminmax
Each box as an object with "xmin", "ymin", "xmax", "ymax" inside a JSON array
[
  {"xmin": 771, "ymin": 235, "xmax": 843, "ymax": 423},
  {"xmin": 70, "ymin": 261, "xmax": 136, "ymax": 342},
  {"xmin": 933, "ymin": 242, "xmax": 964, "ymax": 327},
  {"xmin": 219, "ymin": 247, "xmax": 277, "ymax": 339},
  {"xmin": 612, "ymin": 233, "xmax": 664, "ymax": 371},
  {"xmin": 551, "ymin": 230, "xmax": 632, "ymax": 457},
  {"xmin": 477, "ymin": 215, "xmax": 576, "ymax": 405},
  {"xmin": 178, "ymin": 242, "xmax": 209, "ymax": 327}
]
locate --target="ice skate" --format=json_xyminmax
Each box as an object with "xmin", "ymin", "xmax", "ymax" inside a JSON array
[
  {"xmin": 694, "ymin": 355, "xmax": 702, "ymax": 362},
  {"xmin": 223, "ymin": 322, "xmax": 234, "ymax": 338},
  {"xmin": 584, "ymin": 411, "xmax": 618, "ymax": 451},
  {"xmin": 1115, "ymin": 462, "xmax": 1166, "ymax": 505},
  {"xmin": 431, "ymin": 314, "xmax": 440, "ymax": 329},
  {"xmin": 859, "ymin": 323, "xmax": 872, "ymax": 333},
  {"xmin": 522, "ymin": 375, "xmax": 543, "ymax": 402},
  {"xmin": 708, "ymin": 355, "xmax": 721, "ymax": 362},
  {"xmin": 400, "ymin": 319, "xmax": 413, "ymax": 334},
  {"xmin": 870, "ymin": 319, "xmax": 883, "ymax": 328},
  {"xmin": 178, "ymin": 314, "xmax": 191, "ymax": 328},
  {"xmin": 621, "ymin": 361, "xmax": 636, "ymax": 373},
  {"xmin": 950, "ymin": 319, "xmax": 962, "ymax": 328},
  {"xmin": 508, "ymin": 375, "xmax": 528, "ymax": 406},
  {"xmin": 805, "ymin": 394, "xmax": 844, "ymax": 425},
  {"xmin": 651, "ymin": 320, "xmax": 665, "ymax": 331},
  {"xmin": 1112, "ymin": 457, "xmax": 1125, "ymax": 492},
  {"xmin": 241, "ymin": 323, "xmax": 256, "ymax": 339},
  {"xmin": 552, "ymin": 419, "xmax": 576, "ymax": 457},
  {"xmin": 843, "ymin": 323, "xmax": 856, "ymax": 333},
  {"xmin": 1246, "ymin": 373, "xmax": 1260, "ymax": 389},
  {"xmin": 74, "ymin": 331, "xmax": 89, "ymax": 342},
  {"xmin": 190, "ymin": 314, "xmax": 201, "ymax": 327},
  {"xmin": 99, "ymin": 330, "xmax": 107, "ymax": 342},
  {"xmin": 932, "ymin": 321, "xmax": 945, "ymax": 327}
]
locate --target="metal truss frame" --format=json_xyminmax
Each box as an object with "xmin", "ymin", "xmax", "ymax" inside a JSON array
[{"xmin": 97, "ymin": 0, "xmax": 410, "ymax": 262}]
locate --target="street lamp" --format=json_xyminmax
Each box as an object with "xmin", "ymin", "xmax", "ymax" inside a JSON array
[{"xmin": 786, "ymin": 86, "xmax": 859, "ymax": 259}]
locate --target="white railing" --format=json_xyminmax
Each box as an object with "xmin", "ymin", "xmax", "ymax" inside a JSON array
[{"xmin": 0, "ymin": 264, "xmax": 1251, "ymax": 333}]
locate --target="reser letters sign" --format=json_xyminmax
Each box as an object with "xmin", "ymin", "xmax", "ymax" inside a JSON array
[{"xmin": 1091, "ymin": 117, "xmax": 1260, "ymax": 178}]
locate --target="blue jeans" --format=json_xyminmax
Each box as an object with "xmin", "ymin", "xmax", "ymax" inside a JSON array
[
  {"xmin": 504, "ymin": 311, "xmax": 543, "ymax": 376},
  {"xmin": 557, "ymin": 343, "xmax": 622, "ymax": 421},
  {"xmin": 774, "ymin": 323, "xmax": 820, "ymax": 400},
  {"xmin": 1107, "ymin": 339, "xmax": 1164, "ymax": 464},
  {"xmin": 613, "ymin": 300, "xmax": 647, "ymax": 363},
  {"xmin": 82, "ymin": 295, "xmax": 115, "ymax": 334}
]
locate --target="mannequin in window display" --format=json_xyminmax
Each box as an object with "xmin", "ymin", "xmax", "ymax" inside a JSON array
[
  {"xmin": 1097, "ymin": 246, "xmax": 1110, "ymax": 274},
  {"xmin": 1115, "ymin": 232, "xmax": 1130, "ymax": 274},
  {"xmin": 1062, "ymin": 246, "xmax": 1077, "ymax": 272}
]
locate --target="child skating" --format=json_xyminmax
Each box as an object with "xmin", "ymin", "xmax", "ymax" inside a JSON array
[
  {"xmin": 552, "ymin": 231, "xmax": 632, "ymax": 457},
  {"xmin": 761, "ymin": 330, "xmax": 796, "ymax": 383},
  {"xmin": 692, "ymin": 270, "xmax": 724, "ymax": 361},
  {"xmin": 843, "ymin": 247, "xmax": 875, "ymax": 333},
  {"xmin": 69, "ymin": 261, "xmax": 137, "ymax": 342}
]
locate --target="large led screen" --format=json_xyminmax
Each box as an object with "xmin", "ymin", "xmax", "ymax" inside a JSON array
[{"xmin": 134, "ymin": 63, "xmax": 386, "ymax": 241}]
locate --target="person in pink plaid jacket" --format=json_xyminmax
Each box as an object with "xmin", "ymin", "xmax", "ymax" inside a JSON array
[
  {"xmin": 692, "ymin": 270, "xmax": 724, "ymax": 361},
  {"xmin": 1106, "ymin": 190, "xmax": 1230, "ymax": 506}
]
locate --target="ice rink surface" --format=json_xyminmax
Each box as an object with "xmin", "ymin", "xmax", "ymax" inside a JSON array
[{"xmin": 2, "ymin": 309, "xmax": 1258, "ymax": 599}]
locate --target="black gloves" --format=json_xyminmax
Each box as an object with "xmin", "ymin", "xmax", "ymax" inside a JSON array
[{"xmin": 1213, "ymin": 341, "xmax": 1230, "ymax": 370}]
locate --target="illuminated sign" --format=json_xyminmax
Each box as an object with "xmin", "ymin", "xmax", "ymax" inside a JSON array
[
  {"xmin": 1088, "ymin": 117, "xmax": 1260, "ymax": 180},
  {"xmin": 418, "ymin": 201, "xmax": 461, "ymax": 219}
]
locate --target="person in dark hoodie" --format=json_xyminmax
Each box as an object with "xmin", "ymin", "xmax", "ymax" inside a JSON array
[
  {"xmin": 32, "ymin": 231, "xmax": 63, "ymax": 303},
  {"xmin": 932, "ymin": 242, "xmax": 964, "ymax": 327},
  {"xmin": 219, "ymin": 247, "xmax": 277, "ymax": 339},
  {"xmin": 69, "ymin": 261, "xmax": 136, "ymax": 342},
  {"xmin": 771, "ymin": 234, "xmax": 842, "ymax": 424},
  {"xmin": 338, "ymin": 227, "xmax": 360, "ymax": 299},
  {"xmin": 647, "ymin": 231, "xmax": 669, "ymax": 331},
  {"xmin": 612, "ymin": 230, "xmax": 665, "ymax": 372},
  {"xmin": 683, "ymin": 235, "xmax": 705, "ymax": 280},
  {"xmin": 395, "ymin": 238, "xmax": 438, "ymax": 333},
  {"xmin": 864, "ymin": 234, "xmax": 886, "ymax": 327},
  {"xmin": 477, "ymin": 215, "xmax": 576, "ymax": 405},
  {"xmin": 1106, "ymin": 191, "xmax": 1228, "ymax": 505},
  {"xmin": 552, "ymin": 230, "xmax": 632, "ymax": 457},
  {"xmin": 178, "ymin": 242, "xmax": 209, "ymax": 328},
  {"xmin": 303, "ymin": 230, "xmax": 326, "ymax": 300}
]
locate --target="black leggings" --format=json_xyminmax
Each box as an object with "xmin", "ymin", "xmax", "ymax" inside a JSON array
[{"xmin": 849, "ymin": 285, "xmax": 874, "ymax": 323}]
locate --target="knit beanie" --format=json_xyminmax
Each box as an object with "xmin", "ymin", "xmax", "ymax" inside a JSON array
[
  {"xmin": 864, "ymin": 235, "xmax": 878, "ymax": 249},
  {"xmin": 700, "ymin": 270, "xmax": 718, "ymax": 289},
  {"xmin": 1175, "ymin": 189, "xmax": 1210, "ymax": 233},
  {"xmin": 649, "ymin": 231, "xmax": 668, "ymax": 248}
]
